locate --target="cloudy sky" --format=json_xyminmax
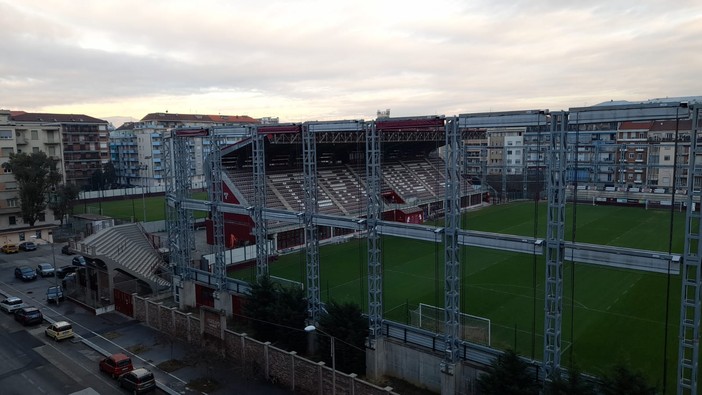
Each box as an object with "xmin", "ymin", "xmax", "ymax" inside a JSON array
[{"xmin": 1, "ymin": 0, "xmax": 701, "ymax": 126}]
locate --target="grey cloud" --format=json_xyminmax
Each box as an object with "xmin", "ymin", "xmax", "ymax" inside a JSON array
[{"xmin": 1, "ymin": 0, "xmax": 701, "ymax": 119}]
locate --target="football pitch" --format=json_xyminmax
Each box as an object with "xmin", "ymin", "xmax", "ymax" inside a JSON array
[{"xmin": 232, "ymin": 201, "xmax": 687, "ymax": 390}]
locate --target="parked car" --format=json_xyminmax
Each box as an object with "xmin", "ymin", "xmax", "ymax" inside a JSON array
[
  {"xmin": 36, "ymin": 263, "xmax": 55, "ymax": 277},
  {"xmin": 61, "ymin": 244, "xmax": 74, "ymax": 255},
  {"xmin": 0, "ymin": 296, "xmax": 26, "ymax": 314},
  {"xmin": 1, "ymin": 244, "xmax": 19, "ymax": 254},
  {"xmin": 56, "ymin": 265, "xmax": 78, "ymax": 279},
  {"xmin": 14, "ymin": 307, "xmax": 43, "ymax": 326},
  {"xmin": 45, "ymin": 321, "xmax": 74, "ymax": 341},
  {"xmin": 99, "ymin": 353, "xmax": 134, "ymax": 378},
  {"xmin": 15, "ymin": 266, "xmax": 37, "ymax": 281},
  {"xmin": 72, "ymin": 256, "xmax": 87, "ymax": 266},
  {"xmin": 117, "ymin": 368, "xmax": 156, "ymax": 394},
  {"xmin": 46, "ymin": 286, "xmax": 64, "ymax": 303},
  {"xmin": 18, "ymin": 241, "xmax": 37, "ymax": 251}
]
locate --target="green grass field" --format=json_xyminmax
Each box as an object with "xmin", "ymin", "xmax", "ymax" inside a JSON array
[
  {"xmin": 74, "ymin": 192, "xmax": 208, "ymax": 221},
  {"xmin": 78, "ymin": 195, "xmax": 688, "ymax": 390},
  {"xmin": 232, "ymin": 202, "xmax": 687, "ymax": 391}
]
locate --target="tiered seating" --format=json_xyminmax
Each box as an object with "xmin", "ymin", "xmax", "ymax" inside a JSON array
[
  {"xmin": 267, "ymin": 171, "xmax": 305, "ymax": 211},
  {"xmin": 78, "ymin": 224, "xmax": 169, "ymax": 292},
  {"xmin": 382, "ymin": 163, "xmax": 420, "ymax": 200},
  {"xmin": 317, "ymin": 166, "xmax": 367, "ymax": 215},
  {"xmin": 402, "ymin": 158, "xmax": 446, "ymax": 200}
]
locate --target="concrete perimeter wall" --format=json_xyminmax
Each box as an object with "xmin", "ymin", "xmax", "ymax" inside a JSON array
[
  {"xmin": 382, "ymin": 339, "xmax": 482, "ymax": 394},
  {"xmin": 132, "ymin": 294, "xmax": 398, "ymax": 395}
]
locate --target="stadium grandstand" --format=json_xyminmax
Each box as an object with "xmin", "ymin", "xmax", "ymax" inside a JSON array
[{"xmin": 205, "ymin": 116, "xmax": 488, "ymax": 251}]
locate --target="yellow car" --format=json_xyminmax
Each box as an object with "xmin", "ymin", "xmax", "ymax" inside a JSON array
[
  {"xmin": 1, "ymin": 244, "xmax": 19, "ymax": 253},
  {"xmin": 45, "ymin": 321, "xmax": 74, "ymax": 341}
]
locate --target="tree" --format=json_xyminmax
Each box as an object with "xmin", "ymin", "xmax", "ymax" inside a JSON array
[
  {"xmin": 599, "ymin": 364, "xmax": 657, "ymax": 395},
  {"xmin": 477, "ymin": 349, "xmax": 541, "ymax": 395},
  {"xmin": 1, "ymin": 152, "xmax": 61, "ymax": 226},
  {"xmin": 103, "ymin": 162, "xmax": 117, "ymax": 187},
  {"xmin": 545, "ymin": 365, "xmax": 596, "ymax": 395},
  {"xmin": 90, "ymin": 168, "xmax": 106, "ymax": 191},
  {"xmin": 49, "ymin": 183, "xmax": 80, "ymax": 225},
  {"xmin": 242, "ymin": 275, "xmax": 278, "ymax": 341},
  {"xmin": 242, "ymin": 275, "xmax": 308, "ymax": 352},
  {"xmin": 318, "ymin": 301, "xmax": 368, "ymax": 374}
]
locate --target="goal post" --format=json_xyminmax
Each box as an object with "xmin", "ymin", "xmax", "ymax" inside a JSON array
[
  {"xmin": 409, "ymin": 303, "xmax": 491, "ymax": 346},
  {"xmin": 269, "ymin": 275, "xmax": 304, "ymax": 291}
]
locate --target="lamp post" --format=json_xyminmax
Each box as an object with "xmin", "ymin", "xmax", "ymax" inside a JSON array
[
  {"xmin": 32, "ymin": 235, "xmax": 59, "ymax": 306},
  {"xmin": 305, "ymin": 325, "xmax": 336, "ymax": 395},
  {"xmin": 141, "ymin": 156, "xmax": 151, "ymax": 222}
]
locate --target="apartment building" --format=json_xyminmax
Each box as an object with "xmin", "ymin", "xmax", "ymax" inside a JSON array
[
  {"xmin": 110, "ymin": 123, "xmax": 140, "ymax": 186},
  {"xmin": 486, "ymin": 128, "xmax": 525, "ymax": 175},
  {"xmin": 11, "ymin": 112, "xmax": 110, "ymax": 187},
  {"xmin": 110, "ymin": 113, "xmax": 259, "ymax": 188},
  {"xmin": 0, "ymin": 110, "xmax": 108, "ymax": 245}
]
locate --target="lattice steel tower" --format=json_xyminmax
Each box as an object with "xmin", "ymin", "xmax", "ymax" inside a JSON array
[
  {"xmin": 207, "ymin": 131, "xmax": 227, "ymax": 291},
  {"xmin": 165, "ymin": 129, "xmax": 201, "ymax": 298},
  {"xmin": 678, "ymin": 105, "xmax": 701, "ymax": 395},
  {"xmin": 302, "ymin": 123, "xmax": 321, "ymax": 323},
  {"xmin": 366, "ymin": 121, "xmax": 383, "ymax": 340},
  {"xmin": 443, "ymin": 117, "xmax": 462, "ymax": 363},
  {"xmin": 252, "ymin": 129, "xmax": 269, "ymax": 280},
  {"xmin": 543, "ymin": 112, "xmax": 567, "ymax": 381}
]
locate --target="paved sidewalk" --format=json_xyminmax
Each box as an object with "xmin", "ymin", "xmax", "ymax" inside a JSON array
[{"xmin": 0, "ymin": 288, "xmax": 293, "ymax": 395}]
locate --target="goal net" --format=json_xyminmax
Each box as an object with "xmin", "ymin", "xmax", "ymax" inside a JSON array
[
  {"xmin": 270, "ymin": 275, "xmax": 304, "ymax": 291},
  {"xmin": 409, "ymin": 303, "xmax": 491, "ymax": 346}
]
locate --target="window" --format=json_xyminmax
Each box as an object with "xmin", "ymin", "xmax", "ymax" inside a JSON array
[
  {"xmin": 18, "ymin": 233, "xmax": 25, "ymax": 241},
  {"xmin": 507, "ymin": 150, "xmax": 512, "ymax": 155},
  {"xmin": 628, "ymin": 153, "xmax": 635, "ymax": 159},
  {"xmin": 49, "ymin": 147, "xmax": 56, "ymax": 156},
  {"xmin": 664, "ymin": 155, "xmax": 671, "ymax": 161},
  {"xmin": 35, "ymin": 230, "xmax": 42, "ymax": 239},
  {"xmin": 1, "ymin": 147, "xmax": 13, "ymax": 157},
  {"xmin": 32, "ymin": 147, "xmax": 40, "ymax": 153},
  {"xmin": 7, "ymin": 198, "xmax": 18, "ymax": 207},
  {"xmin": 31, "ymin": 130, "xmax": 38, "ymax": 140},
  {"xmin": 9, "ymin": 216, "xmax": 16, "ymax": 225}
]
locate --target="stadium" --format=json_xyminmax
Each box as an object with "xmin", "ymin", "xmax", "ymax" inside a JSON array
[{"xmin": 163, "ymin": 102, "xmax": 701, "ymax": 394}]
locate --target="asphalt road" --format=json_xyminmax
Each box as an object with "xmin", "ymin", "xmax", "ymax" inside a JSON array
[{"xmin": 0, "ymin": 245, "xmax": 166, "ymax": 395}]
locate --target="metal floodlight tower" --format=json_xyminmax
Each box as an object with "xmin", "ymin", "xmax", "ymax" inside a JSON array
[
  {"xmin": 678, "ymin": 105, "xmax": 701, "ymax": 395},
  {"xmin": 302, "ymin": 123, "xmax": 321, "ymax": 323},
  {"xmin": 366, "ymin": 121, "xmax": 383, "ymax": 341},
  {"xmin": 252, "ymin": 128, "xmax": 269, "ymax": 280},
  {"xmin": 543, "ymin": 112, "xmax": 568, "ymax": 382},
  {"xmin": 443, "ymin": 117, "xmax": 462, "ymax": 364}
]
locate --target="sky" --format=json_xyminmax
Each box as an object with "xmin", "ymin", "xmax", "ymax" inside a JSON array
[{"xmin": 1, "ymin": 0, "xmax": 701, "ymax": 127}]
